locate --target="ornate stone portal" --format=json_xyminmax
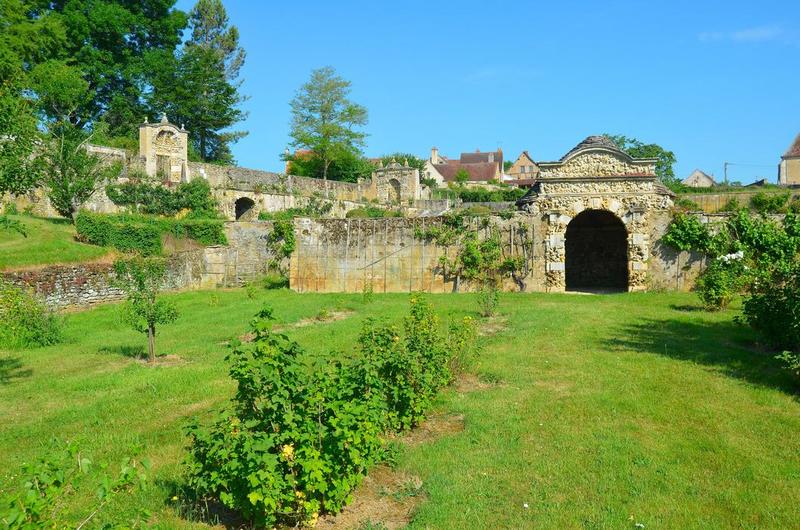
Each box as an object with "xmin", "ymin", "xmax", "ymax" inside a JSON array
[
  {"xmin": 517, "ymin": 135, "xmax": 674, "ymax": 292},
  {"xmin": 138, "ymin": 114, "xmax": 189, "ymax": 184}
]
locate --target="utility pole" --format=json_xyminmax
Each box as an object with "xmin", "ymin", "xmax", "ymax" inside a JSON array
[{"xmin": 724, "ymin": 161, "xmax": 729, "ymax": 185}]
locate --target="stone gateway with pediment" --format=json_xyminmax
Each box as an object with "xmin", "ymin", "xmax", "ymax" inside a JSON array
[{"xmin": 516, "ymin": 135, "xmax": 675, "ymax": 292}]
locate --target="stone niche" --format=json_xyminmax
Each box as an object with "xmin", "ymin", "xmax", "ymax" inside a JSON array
[
  {"xmin": 370, "ymin": 160, "xmax": 424, "ymax": 204},
  {"xmin": 139, "ymin": 114, "xmax": 189, "ymax": 184}
]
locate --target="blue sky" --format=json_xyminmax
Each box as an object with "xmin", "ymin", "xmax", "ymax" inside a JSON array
[{"xmin": 175, "ymin": 0, "xmax": 798, "ymax": 183}]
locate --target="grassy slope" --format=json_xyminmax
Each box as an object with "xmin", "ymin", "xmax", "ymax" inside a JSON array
[
  {"xmin": 0, "ymin": 290, "xmax": 798, "ymax": 528},
  {"xmin": 0, "ymin": 215, "xmax": 111, "ymax": 271}
]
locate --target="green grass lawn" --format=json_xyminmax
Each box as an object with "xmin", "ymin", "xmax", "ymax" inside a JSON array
[
  {"xmin": 0, "ymin": 214, "xmax": 112, "ymax": 271},
  {"xmin": 1, "ymin": 289, "xmax": 798, "ymax": 528}
]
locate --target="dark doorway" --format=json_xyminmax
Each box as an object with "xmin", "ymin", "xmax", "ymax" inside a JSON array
[
  {"xmin": 234, "ymin": 197, "xmax": 256, "ymax": 221},
  {"xmin": 565, "ymin": 209, "xmax": 629, "ymax": 291}
]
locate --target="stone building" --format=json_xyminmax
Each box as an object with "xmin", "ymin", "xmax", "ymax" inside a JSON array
[
  {"xmin": 682, "ymin": 169, "xmax": 715, "ymax": 188},
  {"xmin": 506, "ymin": 150, "xmax": 539, "ymax": 181},
  {"xmin": 779, "ymin": 133, "xmax": 800, "ymax": 186}
]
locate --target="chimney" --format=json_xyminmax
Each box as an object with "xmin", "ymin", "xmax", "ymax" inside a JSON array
[{"xmin": 431, "ymin": 147, "xmax": 439, "ymax": 163}]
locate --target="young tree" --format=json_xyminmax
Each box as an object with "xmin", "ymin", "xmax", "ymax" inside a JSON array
[
  {"xmin": 113, "ymin": 256, "xmax": 179, "ymax": 364},
  {"xmin": 604, "ymin": 134, "xmax": 678, "ymax": 188},
  {"xmin": 289, "ymin": 67, "xmax": 368, "ymax": 181},
  {"xmin": 454, "ymin": 168, "xmax": 470, "ymax": 185},
  {"xmin": 39, "ymin": 123, "xmax": 120, "ymax": 221}
]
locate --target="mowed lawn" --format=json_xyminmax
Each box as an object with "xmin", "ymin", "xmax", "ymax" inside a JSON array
[
  {"xmin": 0, "ymin": 215, "xmax": 112, "ymax": 270},
  {"xmin": 1, "ymin": 289, "xmax": 798, "ymax": 528}
]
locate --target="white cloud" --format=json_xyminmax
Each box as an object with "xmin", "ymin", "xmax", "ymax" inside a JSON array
[
  {"xmin": 731, "ymin": 25, "xmax": 784, "ymax": 42},
  {"xmin": 698, "ymin": 25, "xmax": 796, "ymax": 44}
]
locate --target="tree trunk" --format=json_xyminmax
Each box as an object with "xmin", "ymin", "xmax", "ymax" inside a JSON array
[
  {"xmin": 200, "ymin": 130, "xmax": 206, "ymax": 162},
  {"xmin": 147, "ymin": 325, "xmax": 156, "ymax": 363},
  {"xmin": 322, "ymin": 158, "xmax": 329, "ymax": 181}
]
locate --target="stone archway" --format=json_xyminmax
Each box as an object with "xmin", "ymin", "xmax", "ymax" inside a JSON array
[
  {"xmin": 234, "ymin": 197, "xmax": 256, "ymax": 221},
  {"xmin": 565, "ymin": 209, "xmax": 629, "ymax": 291}
]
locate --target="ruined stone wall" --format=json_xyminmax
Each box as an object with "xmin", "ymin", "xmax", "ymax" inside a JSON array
[
  {"xmin": 290, "ymin": 216, "xmax": 544, "ymax": 293},
  {"xmin": 678, "ymin": 190, "xmax": 800, "ymax": 213},
  {"xmin": 0, "ymin": 222, "xmax": 279, "ymax": 307},
  {"xmin": 188, "ymin": 162, "xmax": 373, "ymax": 202}
]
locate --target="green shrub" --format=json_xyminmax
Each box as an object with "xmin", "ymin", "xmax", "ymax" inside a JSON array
[
  {"xmin": 662, "ymin": 213, "xmax": 711, "ymax": 253},
  {"xmin": 717, "ymin": 196, "xmax": 741, "ymax": 213},
  {"xmin": 185, "ymin": 297, "xmax": 479, "ymax": 527},
  {"xmin": 674, "ymin": 197, "xmax": 701, "ymax": 211},
  {"xmin": 750, "ymin": 191, "xmax": 790, "ymax": 214},
  {"xmin": 694, "ymin": 257, "xmax": 746, "ymax": 311},
  {"xmin": 257, "ymin": 197, "xmax": 333, "ymax": 221},
  {"xmin": 454, "ymin": 187, "xmax": 526, "ymax": 203},
  {"xmin": 345, "ymin": 206, "xmax": 402, "ymax": 218},
  {"xmin": 742, "ymin": 261, "xmax": 800, "ymax": 354},
  {"xmin": 106, "ymin": 178, "xmax": 219, "ymax": 218},
  {"xmin": 0, "ymin": 280, "xmax": 62, "ymax": 348},
  {"xmin": 75, "ymin": 212, "xmax": 226, "ymax": 255}
]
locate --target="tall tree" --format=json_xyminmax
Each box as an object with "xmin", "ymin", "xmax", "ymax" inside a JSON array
[
  {"xmin": 186, "ymin": 0, "xmax": 245, "ymax": 80},
  {"xmin": 38, "ymin": 0, "xmax": 187, "ymax": 137},
  {"xmin": 0, "ymin": 0, "xmax": 66, "ymax": 197},
  {"xmin": 604, "ymin": 134, "xmax": 678, "ymax": 189},
  {"xmin": 289, "ymin": 67, "xmax": 368, "ymax": 181},
  {"xmin": 150, "ymin": 0, "xmax": 247, "ymax": 163}
]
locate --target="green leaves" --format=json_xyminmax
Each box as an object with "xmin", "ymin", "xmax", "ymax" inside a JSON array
[{"xmin": 185, "ymin": 298, "xmax": 479, "ymax": 527}]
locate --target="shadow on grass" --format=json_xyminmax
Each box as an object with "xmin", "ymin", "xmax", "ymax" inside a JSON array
[
  {"xmin": 0, "ymin": 357, "xmax": 33, "ymax": 385},
  {"xmin": 669, "ymin": 303, "xmax": 705, "ymax": 312},
  {"xmin": 98, "ymin": 345, "xmax": 146, "ymax": 359},
  {"xmin": 604, "ymin": 317, "xmax": 798, "ymax": 396},
  {"xmin": 158, "ymin": 478, "xmax": 245, "ymax": 530}
]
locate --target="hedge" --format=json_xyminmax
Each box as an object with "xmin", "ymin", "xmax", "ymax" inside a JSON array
[{"xmin": 76, "ymin": 212, "xmax": 226, "ymax": 256}]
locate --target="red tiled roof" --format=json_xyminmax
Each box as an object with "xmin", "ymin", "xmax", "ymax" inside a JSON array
[
  {"xmin": 784, "ymin": 134, "xmax": 800, "ymax": 158},
  {"xmin": 435, "ymin": 161, "xmax": 499, "ymax": 182},
  {"xmin": 460, "ymin": 150, "xmax": 502, "ymax": 165}
]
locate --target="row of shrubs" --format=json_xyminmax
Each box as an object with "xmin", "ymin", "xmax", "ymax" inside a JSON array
[
  {"xmin": 434, "ymin": 186, "xmax": 527, "ymax": 203},
  {"xmin": 75, "ymin": 212, "xmax": 226, "ymax": 256},
  {"xmin": 345, "ymin": 205, "xmax": 403, "ymax": 218},
  {"xmin": 185, "ymin": 297, "xmax": 478, "ymax": 527}
]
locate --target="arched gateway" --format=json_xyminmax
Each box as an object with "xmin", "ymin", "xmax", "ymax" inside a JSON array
[
  {"xmin": 565, "ymin": 209, "xmax": 629, "ymax": 291},
  {"xmin": 517, "ymin": 135, "xmax": 675, "ymax": 292}
]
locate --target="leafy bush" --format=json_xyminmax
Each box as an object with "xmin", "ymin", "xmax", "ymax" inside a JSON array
[
  {"xmin": 674, "ymin": 197, "xmax": 701, "ymax": 211},
  {"xmin": 662, "ymin": 213, "xmax": 711, "ymax": 253},
  {"xmin": 693, "ymin": 258, "xmax": 746, "ymax": 310},
  {"xmin": 454, "ymin": 187, "xmax": 526, "ymax": 203},
  {"xmin": 106, "ymin": 178, "xmax": 219, "ymax": 218},
  {"xmin": 76, "ymin": 212, "xmax": 226, "ymax": 255},
  {"xmin": 717, "ymin": 196, "xmax": 741, "ymax": 213},
  {"xmin": 257, "ymin": 197, "xmax": 333, "ymax": 221},
  {"xmin": 742, "ymin": 261, "xmax": 800, "ymax": 354},
  {"xmin": 345, "ymin": 206, "xmax": 402, "ymax": 218},
  {"xmin": 750, "ymin": 191, "xmax": 790, "ymax": 214},
  {"xmin": 0, "ymin": 280, "xmax": 62, "ymax": 348},
  {"xmin": 185, "ymin": 298, "xmax": 479, "ymax": 527}
]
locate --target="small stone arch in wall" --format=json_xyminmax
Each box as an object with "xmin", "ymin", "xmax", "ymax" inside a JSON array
[{"xmin": 234, "ymin": 197, "xmax": 257, "ymax": 221}]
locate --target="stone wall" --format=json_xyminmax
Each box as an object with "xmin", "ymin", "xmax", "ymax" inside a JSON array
[
  {"xmin": 290, "ymin": 216, "xmax": 543, "ymax": 293},
  {"xmin": 678, "ymin": 190, "xmax": 800, "ymax": 213},
  {"xmin": 1, "ymin": 222, "xmax": 278, "ymax": 308},
  {"xmin": 288, "ymin": 213, "xmax": 706, "ymax": 294}
]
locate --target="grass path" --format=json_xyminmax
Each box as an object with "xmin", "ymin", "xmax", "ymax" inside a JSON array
[
  {"xmin": 0, "ymin": 215, "xmax": 112, "ymax": 271},
  {"xmin": 1, "ymin": 289, "xmax": 798, "ymax": 528}
]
